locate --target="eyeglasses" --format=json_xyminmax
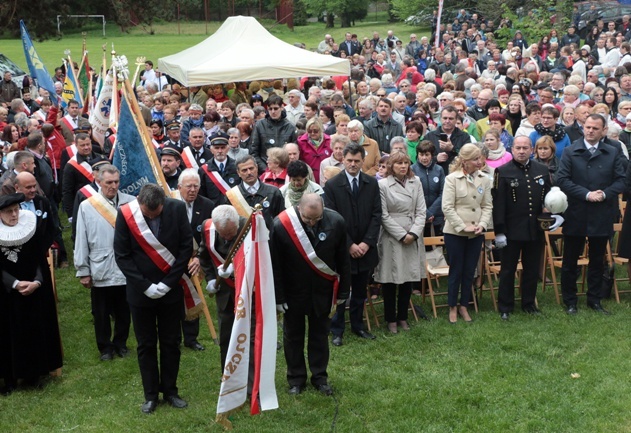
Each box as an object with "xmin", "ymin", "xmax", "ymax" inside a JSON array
[
  {"xmin": 307, "ymin": 129, "xmax": 320, "ymax": 133},
  {"xmin": 268, "ymin": 106, "xmax": 281, "ymax": 111}
]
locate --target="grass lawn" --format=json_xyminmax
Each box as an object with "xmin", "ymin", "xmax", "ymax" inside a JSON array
[
  {"xmin": 2, "ymin": 218, "xmax": 631, "ymax": 432},
  {"xmin": 0, "ymin": 15, "xmax": 429, "ymax": 78}
]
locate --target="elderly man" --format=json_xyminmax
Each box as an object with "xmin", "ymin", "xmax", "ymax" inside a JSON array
[
  {"xmin": 0, "ymin": 71, "xmax": 20, "ymax": 108},
  {"xmin": 285, "ymin": 89, "xmax": 304, "ymax": 126},
  {"xmin": 346, "ymin": 120, "xmax": 379, "ymax": 176},
  {"xmin": 272, "ymin": 193, "xmax": 350, "ymax": 396},
  {"xmin": 250, "ymin": 95, "xmax": 296, "ymax": 173},
  {"xmin": 182, "ymin": 127, "xmax": 212, "ymax": 170},
  {"xmin": 466, "ymin": 88, "xmax": 493, "ymax": 121},
  {"xmin": 75, "ymin": 164, "xmax": 135, "ymax": 360},
  {"xmin": 406, "ymin": 34, "xmax": 421, "ymax": 58},
  {"xmin": 364, "ymin": 98, "xmax": 404, "ymax": 153},
  {"xmin": 163, "ymin": 121, "xmax": 188, "ymax": 149}
]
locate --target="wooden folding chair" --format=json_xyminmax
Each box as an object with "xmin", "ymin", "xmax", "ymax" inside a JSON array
[
  {"xmin": 423, "ymin": 236, "xmax": 478, "ymax": 318},
  {"xmin": 364, "ymin": 285, "xmax": 419, "ymax": 330},
  {"xmin": 610, "ymin": 223, "xmax": 631, "ymax": 302},
  {"xmin": 544, "ymin": 227, "xmax": 589, "ymax": 304}
]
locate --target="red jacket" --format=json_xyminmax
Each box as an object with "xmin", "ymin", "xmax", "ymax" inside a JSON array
[{"xmin": 45, "ymin": 106, "xmax": 67, "ymax": 170}]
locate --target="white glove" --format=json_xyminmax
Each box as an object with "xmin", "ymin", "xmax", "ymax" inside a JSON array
[
  {"xmin": 336, "ymin": 298, "xmax": 347, "ymax": 305},
  {"xmin": 217, "ymin": 263, "xmax": 234, "ymax": 279},
  {"xmin": 206, "ymin": 279, "xmax": 217, "ymax": 294},
  {"xmin": 144, "ymin": 283, "xmax": 164, "ymax": 299},
  {"xmin": 68, "ymin": 217, "xmax": 73, "ymax": 223},
  {"xmin": 276, "ymin": 303, "xmax": 288, "ymax": 313},
  {"xmin": 549, "ymin": 215, "xmax": 565, "ymax": 232},
  {"xmin": 156, "ymin": 282, "xmax": 172, "ymax": 295},
  {"xmin": 495, "ymin": 234, "xmax": 507, "ymax": 249}
]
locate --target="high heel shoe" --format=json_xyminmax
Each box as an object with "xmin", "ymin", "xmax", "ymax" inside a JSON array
[
  {"xmin": 398, "ymin": 320, "xmax": 410, "ymax": 331},
  {"xmin": 458, "ymin": 306, "xmax": 473, "ymax": 323},
  {"xmin": 387, "ymin": 322, "xmax": 398, "ymax": 334},
  {"xmin": 449, "ymin": 307, "xmax": 458, "ymax": 324}
]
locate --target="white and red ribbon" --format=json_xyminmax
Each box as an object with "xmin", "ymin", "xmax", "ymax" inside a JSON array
[{"xmin": 201, "ymin": 165, "xmax": 230, "ymax": 195}]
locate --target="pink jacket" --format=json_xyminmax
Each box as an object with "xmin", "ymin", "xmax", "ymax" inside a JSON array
[{"xmin": 296, "ymin": 133, "xmax": 332, "ymax": 184}]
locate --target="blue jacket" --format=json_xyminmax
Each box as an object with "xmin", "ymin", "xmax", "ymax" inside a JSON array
[{"xmin": 412, "ymin": 160, "xmax": 445, "ymax": 227}]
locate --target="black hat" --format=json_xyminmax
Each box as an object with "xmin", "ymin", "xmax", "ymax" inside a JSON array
[
  {"xmin": 166, "ymin": 121, "xmax": 181, "ymax": 131},
  {"xmin": 160, "ymin": 144, "xmax": 182, "ymax": 159},
  {"xmin": 0, "ymin": 193, "xmax": 25, "ymax": 211},
  {"xmin": 73, "ymin": 127, "xmax": 91, "ymax": 134},
  {"xmin": 88, "ymin": 155, "xmax": 110, "ymax": 170},
  {"xmin": 209, "ymin": 131, "xmax": 229, "ymax": 147}
]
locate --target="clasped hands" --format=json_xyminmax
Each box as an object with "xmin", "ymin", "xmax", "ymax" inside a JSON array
[
  {"xmin": 349, "ymin": 242, "xmax": 369, "ymax": 259},
  {"xmin": 15, "ymin": 280, "xmax": 40, "ymax": 296},
  {"xmin": 144, "ymin": 282, "xmax": 172, "ymax": 299},
  {"xmin": 464, "ymin": 224, "xmax": 484, "ymax": 235},
  {"xmin": 587, "ymin": 190, "xmax": 605, "ymax": 202}
]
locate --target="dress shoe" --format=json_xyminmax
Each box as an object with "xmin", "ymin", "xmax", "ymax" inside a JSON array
[
  {"xmin": 141, "ymin": 400, "xmax": 158, "ymax": 414},
  {"xmin": 185, "ymin": 342, "xmax": 205, "ymax": 351},
  {"xmin": 522, "ymin": 305, "xmax": 541, "ymax": 315},
  {"xmin": 458, "ymin": 306, "xmax": 473, "ymax": 322},
  {"xmin": 314, "ymin": 383, "xmax": 333, "ymax": 396},
  {"xmin": 587, "ymin": 302, "xmax": 611, "ymax": 315},
  {"xmin": 354, "ymin": 330, "xmax": 376, "ymax": 340},
  {"xmin": 566, "ymin": 305, "xmax": 578, "ymax": 315},
  {"xmin": 164, "ymin": 395, "xmax": 188, "ymax": 408},
  {"xmin": 449, "ymin": 307, "xmax": 458, "ymax": 324},
  {"xmin": 288, "ymin": 385, "xmax": 305, "ymax": 395},
  {"xmin": 387, "ymin": 322, "xmax": 398, "ymax": 334},
  {"xmin": 331, "ymin": 335, "xmax": 343, "ymax": 346},
  {"xmin": 115, "ymin": 347, "xmax": 129, "ymax": 358},
  {"xmin": 99, "ymin": 351, "xmax": 113, "ymax": 361},
  {"xmin": 500, "ymin": 312, "xmax": 510, "ymax": 321},
  {"xmin": 398, "ymin": 320, "xmax": 410, "ymax": 331}
]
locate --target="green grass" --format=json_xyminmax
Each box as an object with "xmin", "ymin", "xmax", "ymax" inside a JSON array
[
  {"xmin": 2, "ymin": 217, "xmax": 631, "ymax": 432},
  {"xmin": 0, "ymin": 16, "xmax": 429, "ymax": 76}
]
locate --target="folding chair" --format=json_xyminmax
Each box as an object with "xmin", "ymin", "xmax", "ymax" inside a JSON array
[
  {"xmin": 364, "ymin": 285, "xmax": 419, "ymax": 330},
  {"xmin": 423, "ymin": 236, "xmax": 478, "ymax": 318},
  {"xmin": 610, "ymin": 223, "xmax": 631, "ymax": 302},
  {"xmin": 544, "ymin": 227, "xmax": 589, "ymax": 304}
]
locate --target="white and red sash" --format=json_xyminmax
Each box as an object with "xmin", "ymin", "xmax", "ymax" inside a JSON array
[
  {"xmin": 79, "ymin": 184, "xmax": 97, "ymax": 199},
  {"xmin": 66, "ymin": 144, "xmax": 77, "ymax": 160},
  {"xmin": 181, "ymin": 147, "xmax": 200, "ymax": 170},
  {"xmin": 120, "ymin": 200, "xmax": 203, "ymax": 318},
  {"xmin": 151, "ymin": 138, "xmax": 162, "ymax": 150},
  {"xmin": 32, "ymin": 110, "xmax": 47, "ymax": 122},
  {"xmin": 202, "ymin": 219, "xmax": 235, "ymax": 288},
  {"xmin": 278, "ymin": 207, "xmax": 340, "ymax": 312},
  {"xmin": 226, "ymin": 186, "xmax": 252, "ymax": 218},
  {"xmin": 201, "ymin": 165, "xmax": 231, "ymax": 195},
  {"xmin": 68, "ymin": 156, "xmax": 95, "ymax": 183},
  {"xmin": 61, "ymin": 115, "xmax": 78, "ymax": 132}
]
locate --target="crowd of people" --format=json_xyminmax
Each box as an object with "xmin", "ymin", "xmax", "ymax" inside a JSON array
[{"xmin": 3, "ymin": 8, "xmax": 631, "ymax": 413}]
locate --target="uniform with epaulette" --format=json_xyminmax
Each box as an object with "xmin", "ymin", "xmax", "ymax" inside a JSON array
[{"xmin": 492, "ymin": 158, "xmax": 551, "ymax": 316}]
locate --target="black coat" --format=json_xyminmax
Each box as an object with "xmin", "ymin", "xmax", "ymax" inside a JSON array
[
  {"xmin": 234, "ymin": 182, "xmax": 285, "ymax": 230},
  {"xmin": 182, "ymin": 144, "xmax": 213, "ymax": 168},
  {"xmin": 412, "ymin": 160, "xmax": 445, "ymax": 226},
  {"xmin": 564, "ymin": 121, "xmax": 583, "ymax": 144},
  {"xmin": 188, "ymin": 195, "xmax": 215, "ymax": 246},
  {"xmin": 114, "ymin": 198, "xmax": 193, "ymax": 307},
  {"xmin": 250, "ymin": 111, "xmax": 297, "ymax": 173},
  {"xmin": 271, "ymin": 208, "xmax": 351, "ymax": 316},
  {"xmin": 61, "ymin": 152, "xmax": 95, "ymax": 216},
  {"xmin": 492, "ymin": 159, "xmax": 551, "ymax": 241},
  {"xmin": 556, "ymin": 140, "xmax": 626, "ymax": 237},
  {"xmin": 424, "ymin": 127, "xmax": 472, "ymax": 174},
  {"xmin": 323, "ymin": 171, "xmax": 382, "ymax": 274},
  {"xmin": 198, "ymin": 157, "xmax": 241, "ymax": 204}
]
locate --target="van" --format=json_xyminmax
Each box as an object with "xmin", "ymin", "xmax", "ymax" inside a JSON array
[{"xmin": 0, "ymin": 54, "xmax": 27, "ymax": 89}]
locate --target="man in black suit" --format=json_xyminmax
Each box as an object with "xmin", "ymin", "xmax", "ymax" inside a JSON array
[
  {"xmin": 198, "ymin": 133, "xmax": 241, "ymax": 204},
  {"xmin": 556, "ymin": 114, "xmax": 626, "ymax": 315},
  {"xmin": 339, "ymin": 32, "xmax": 361, "ymax": 56},
  {"xmin": 228, "ymin": 155, "xmax": 284, "ymax": 229},
  {"xmin": 114, "ymin": 184, "xmax": 193, "ymax": 414},
  {"xmin": 13, "ymin": 172, "xmax": 55, "ymax": 250},
  {"xmin": 564, "ymin": 103, "xmax": 590, "ymax": 143},
  {"xmin": 324, "ymin": 143, "xmax": 382, "ymax": 346},
  {"xmin": 176, "ymin": 168, "xmax": 215, "ymax": 351},
  {"xmin": 272, "ymin": 194, "xmax": 350, "ymax": 396}
]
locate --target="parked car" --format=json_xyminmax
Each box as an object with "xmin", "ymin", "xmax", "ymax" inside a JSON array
[
  {"xmin": 0, "ymin": 54, "xmax": 27, "ymax": 89},
  {"xmin": 577, "ymin": 4, "xmax": 631, "ymax": 37}
]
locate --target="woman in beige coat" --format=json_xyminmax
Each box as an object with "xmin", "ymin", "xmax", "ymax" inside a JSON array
[
  {"xmin": 442, "ymin": 144, "xmax": 493, "ymax": 324},
  {"xmin": 374, "ymin": 152, "xmax": 427, "ymax": 333}
]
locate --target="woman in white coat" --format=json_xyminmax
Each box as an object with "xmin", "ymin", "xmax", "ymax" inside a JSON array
[
  {"xmin": 442, "ymin": 143, "xmax": 492, "ymax": 324},
  {"xmin": 374, "ymin": 152, "xmax": 426, "ymax": 334}
]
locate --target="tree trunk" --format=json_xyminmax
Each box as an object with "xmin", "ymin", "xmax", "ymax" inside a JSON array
[
  {"xmin": 340, "ymin": 14, "xmax": 350, "ymax": 28},
  {"xmin": 326, "ymin": 12, "xmax": 335, "ymax": 28}
]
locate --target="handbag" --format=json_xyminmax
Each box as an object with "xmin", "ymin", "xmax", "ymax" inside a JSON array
[{"xmin": 426, "ymin": 225, "xmax": 448, "ymax": 270}]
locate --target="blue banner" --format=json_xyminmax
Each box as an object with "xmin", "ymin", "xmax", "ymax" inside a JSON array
[
  {"xmin": 20, "ymin": 21, "xmax": 58, "ymax": 106},
  {"xmin": 112, "ymin": 96, "xmax": 158, "ymax": 196}
]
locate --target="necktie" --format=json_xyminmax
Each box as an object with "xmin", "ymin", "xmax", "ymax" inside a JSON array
[
  {"xmin": 219, "ymin": 162, "xmax": 225, "ymax": 173},
  {"xmin": 187, "ymin": 202, "xmax": 193, "ymax": 223},
  {"xmin": 352, "ymin": 177, "xmax": 359, "ymax": 199},
  {"xmin": 73, "ymin": 117, "xmax": 77, "ymax": 124},
  {"xmin": 589, "ymin": 146, "xmax": 596, "ymax": 154}
]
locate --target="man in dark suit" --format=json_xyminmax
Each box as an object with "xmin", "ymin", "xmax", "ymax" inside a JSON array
[
  {"xmin": 181, "ymin": 127, "xmax": 213, "ymax": 170},
  {"xmin": 492, "ymin": 137, "xmax": 554, "ymax": 320},
  {"xmin": 324, "ymin": 143, "xmax": 382, "ymax": 345},
  {"xmin": 339, "ymin": 32, "xmax": 361, "ymax": 56},
  {"xmin": 556, "ymin": 114, "xmax": 626, "ymax": 315},
  {"xmin": 13, "ymin": 172, "xmax": 55, "ymax": 250},
  {"xmin": 564, "ymin": 103, "xmax": 591, "ymax": 143},
  {"xmin": 228, "ymin": 155, "xmax": 284, "ymax": 229},
  {"xmin": 272, "ymin": 194, "xmax": 350, "ymax": 396},
  {"xmin": 62, "ymin": 133, "xmax": 97, "ymax": 217},
  {"xmin": 114, "ymin": 184, "xmax": 193, "ymax": 414},
  {"xmin": 198, "ymin": 133, "xmax": 241, "ymax": 204},
  {"xmin": 176, "ymin": 168, "xmax": 215, "ymax": 351}
]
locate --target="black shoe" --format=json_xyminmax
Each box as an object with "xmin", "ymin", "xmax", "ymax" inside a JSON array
[
  {"xmin": 587, "ymin": 302, "xmax": 611, "ymax": 315},
  {"xmin": 288, "ymin": 385, "xmax": 305, "ymax": 395},
  {"xmin": 99, "ymin": 351, "xmax": 113, "ymax": 361},
  {"xmin": 500, "ymin": 312, "xmax": 510, "ymax": 321},
  {"xmin": 331, "ymin": 335, "xmax": 343, "ymax": 346},
  {"xmin": 185, "ymin": 342, "xmax": 205, "ymax": 351},
  {"xmin": 314, "ymin": 383, "xmax": 333, "ymax": 396},
  {"xmin": 566, "ymin": 305, "xmax": 578, "ymax": 315},
  {"xmin": 115, "ymin": 347, "xmax": 130, "ymax": 358},
  {"xmin": 141, "ymin": 400, "xmax": 158, "ymax": 414},
  {"xmin": 522, "ymin": 306, "xmax": 541, "ymax": 315},
  {"xmin": 353, "ymin": 330, "xmax": 376, "ymax": 340},
  {"xmin": 164, "ymin": 395, "xmax": 188, "ymax": 408}
]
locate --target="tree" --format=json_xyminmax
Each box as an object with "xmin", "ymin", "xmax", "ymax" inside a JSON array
[{"xmin": 301, "ymin": 0, "xmax": 368, "ymax": 28}]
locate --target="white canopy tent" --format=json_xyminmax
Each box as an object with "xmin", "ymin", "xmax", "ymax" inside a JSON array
[{"xmin": 158, "ymin": 16, "xmax": 350, "ymax": 86}]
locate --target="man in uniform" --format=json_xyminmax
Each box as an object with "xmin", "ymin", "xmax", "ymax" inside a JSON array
[
  {"xmin": 271, "ymin": 193, "xmax": 350, "ymax": 396},
  {"xmin": 198, "ymin": 132, "xmax": 241, "ymax": 204},
  {"xmin": 74, "ymin": 164, "xmax": 135, "ymax": 360},
  {"xmin": 160, "ymin": 145, "xmax": 183, "ymax": 190},
  {"xmin": 163, "ymin": 121, "xmax": 188, "ymax": 150},
  {"xmin": 492, "ymin": 137, "xmax": 557, "ymax": 320}
]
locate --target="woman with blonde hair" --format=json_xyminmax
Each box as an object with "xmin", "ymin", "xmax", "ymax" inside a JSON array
[
  {"xmin": 374, "ymin": 152, "xmax": 426, "ymax": 333},
  {"xmin": 296, "ymin": 117, "xmax": 332, "ymax": 184},
  {"xmin": 442, "ymin": 144, "xmax": 493, "ymax": 323}
]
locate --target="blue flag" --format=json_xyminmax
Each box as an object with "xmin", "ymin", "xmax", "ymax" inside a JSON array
[
  {"xmin": 20, "ymin": 21, "xmax": 57, "ymax": 106},
  {"xmin": 113, "ymin": 96, "xmax": 159, "ymax": 196}
]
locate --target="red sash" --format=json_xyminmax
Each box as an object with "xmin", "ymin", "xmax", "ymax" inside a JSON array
[
  {"xmin": 66, "ymin": 144, "xmax": 77, "ymax": 159},
  {"xmin": 79, "ymin": 184, "xmax": 97, "ymax": 198},
  {"xmin": 68, "ymin": 157, "xmax": 95, "ymax": 183},
  {"xmin": 201, "ymin": 164, "xmax": 230, "ymax": 195},
  {"xmin": 61, "ymin": 116, "xmax": 78, "ymax": 132},
  {"xmin": 181, "ymin": 147, "xmax": 200, "ymax": 170},
  {"xmin": 202, "ymin": 219, "xmax": 235, "ymax": 288},
  {"xmin": 278, "ymin": 207, "xmax": 339, "ymax": 310}
]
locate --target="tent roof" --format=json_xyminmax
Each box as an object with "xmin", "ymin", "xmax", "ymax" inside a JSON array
[{"xmin": 158, "ymin": 16, "xmax": 350, "ymax": 87}]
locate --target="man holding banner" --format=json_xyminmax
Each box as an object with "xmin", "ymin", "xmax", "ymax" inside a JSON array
[
  {"xmin": 271, "ymin": 193, "xmax": 350, "ymax": 396},
  {"xmin": 114, "ymin": 184, "xmax": 193, "ymax": 414}
]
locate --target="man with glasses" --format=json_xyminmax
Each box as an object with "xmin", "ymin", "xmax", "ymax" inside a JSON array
[
  {"xmin": 466, "ymin": 88, "xmax": 493, "ymax": 121},
  {"xmin": 251, "ymin": 94, "xmax": 296, "ymax": 173},
  {"xmin": 285, "ymin": 89, "xmax": 304, "ymax": 126},
  {"xmin": 537, "ymin": 87, "xmax": 556, "ymax": 105},
  {"xmin": 272, "ymin": 193, "xmax": 350, "ymax": 396}
]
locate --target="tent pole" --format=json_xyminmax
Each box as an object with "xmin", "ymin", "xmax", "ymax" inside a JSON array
[{"xmin": 347, "ymin": 75, "xmax": 353, "ymax": 113}]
